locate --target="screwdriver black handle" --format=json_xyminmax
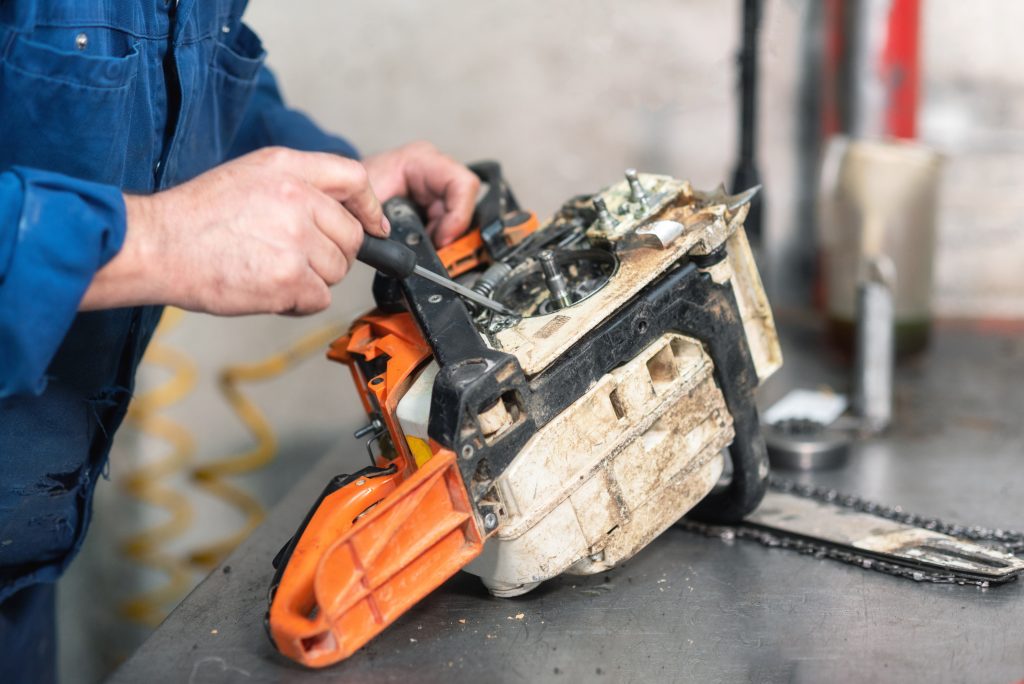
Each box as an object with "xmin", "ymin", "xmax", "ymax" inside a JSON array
[{"xmin": 356, "ymin": 235, "xmax": 418, "ymax": 280}]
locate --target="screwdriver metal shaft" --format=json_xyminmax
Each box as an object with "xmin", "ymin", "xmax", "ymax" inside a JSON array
[
  {"xmin": 412, "ymin": 265, "xmax": 518, "ymax": 317},
  {"xmin": 356, "ymin": 234, "xmax": 517, "ymax": 317}
]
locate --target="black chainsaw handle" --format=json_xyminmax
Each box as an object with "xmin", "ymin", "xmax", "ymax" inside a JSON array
[
  {"xmin": 371, "ymin": 198, "xmax": 432, "ymax": 313},
  {"xmin": 688, "ymin": 396, "xmax": 769, "ymax": 523},
  {"xmin": 468, "ymin": 160, "xmax": 520, "ymax": 232}
]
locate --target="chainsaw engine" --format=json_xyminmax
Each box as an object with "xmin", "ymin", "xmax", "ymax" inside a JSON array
[{"xmin": 266, "ymin": 163, "xmax": 782, "ymax": 667}]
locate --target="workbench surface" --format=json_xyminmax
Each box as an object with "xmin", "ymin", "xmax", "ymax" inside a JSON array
[{"xmin": 109, "ymin": 320, "xmax": 1024, "ymax": 683}]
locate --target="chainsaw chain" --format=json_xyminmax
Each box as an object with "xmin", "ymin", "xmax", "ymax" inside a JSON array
[{"xmin": 679, "ymin": 476, "xmax": 1024, "ymax": 588}]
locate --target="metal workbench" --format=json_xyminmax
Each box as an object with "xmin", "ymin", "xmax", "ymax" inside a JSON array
[{"xmin": 109, "ymin": 319, "xmax": 1024, "ymax": 683}]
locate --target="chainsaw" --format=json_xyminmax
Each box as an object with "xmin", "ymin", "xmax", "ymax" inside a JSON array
[
  {"xmin": 264, "ymin": 163, "xmax": 1024, "ymax": 668},
  {"xmin": 262, "ymin": 162, "xmax": 779, "ymax": 666}
]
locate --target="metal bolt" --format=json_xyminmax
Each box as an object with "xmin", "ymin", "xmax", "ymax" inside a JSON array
[
  {"xmin": 370, "ymin": 377, "xmax": 384, "ymax": 386},
  {"xmin": 405, "ymin": 232, "xmax": 421, "ymax": 246},
  {"xmin": 75, "ymin": 33, "xmax": 88, "ymax": 50},
  {"xmin": 461, "ymin": 444, "xmax": 475, "ymax": 459},
  {"xmin": 483, "ymin": 512, "xmax": 498, "ymax": 530},
  {"xmin": 356, "ymin": 479, "xmax": 366, "ymax": 486},
  {"xmin": 428, "ymin": 294, "xmax": 443, "ymax": 304},
  {"xmin": 538, "ymin": 250, "xmax": 573, "ymax": 310},
  {"xmin": 592, "ymin": 197, "xmax": 616, "ymax": 231},
  {"xmin": 353, "ymin": 418, "xmax": 382, "ymax": 439},
  {"xmin": 625, "ymin": 168, "xmax": 649, "ymax": 208}
]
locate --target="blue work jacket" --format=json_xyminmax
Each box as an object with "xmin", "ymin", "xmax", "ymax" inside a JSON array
[{"xmin": 0, "ymin": 0, "xmax": 357, "ymax": 602}]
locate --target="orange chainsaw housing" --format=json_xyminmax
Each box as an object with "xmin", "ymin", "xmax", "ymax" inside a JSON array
[{"xmin": 267, "ymin": 208, "xmax": 538, "ymax": 667}]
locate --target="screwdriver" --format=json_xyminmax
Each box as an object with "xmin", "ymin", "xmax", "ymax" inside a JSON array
[{"xmin": 356, "ymin": 236, "xmax": 517, "ymax": 317}]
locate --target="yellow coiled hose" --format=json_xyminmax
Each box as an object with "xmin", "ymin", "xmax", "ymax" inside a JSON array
[
  {"xmin": 119, "ymin": 308, "xmax": 345, "ymax": 623},
  {"xmin": 186, "ymin": 322, "xmax": 347, "ymax": 570},
  {"xmin": 117, "ymin": 308, "xmax": 197, "ymax": 626}
]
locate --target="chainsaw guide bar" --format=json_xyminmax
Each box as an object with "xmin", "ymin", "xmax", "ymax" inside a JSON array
[{"xmin": 680, "ymin": 477, "xmax": 1024, "ymax": 587}]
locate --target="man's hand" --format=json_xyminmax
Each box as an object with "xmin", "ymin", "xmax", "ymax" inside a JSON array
[
  {"xmin": 81, "ymin": 147, "xmax": 388, "ymax": 315},
  {"xmin": 362, "ymin": 141, "xmax": 480, "ymax": 247}
]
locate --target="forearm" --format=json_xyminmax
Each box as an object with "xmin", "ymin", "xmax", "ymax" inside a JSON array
[
  {"xmin": 80, "ymin": 196, "xmax": 164, "ymax": 311},
  {"xmin": 83, "ymin": 147, "xmax": 386, "ymax": 318}
]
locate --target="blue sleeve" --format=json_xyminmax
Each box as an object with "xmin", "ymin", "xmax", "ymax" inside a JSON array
[
  {"xmin": 0, "ymin": 167, "xmax": 126, "ymax": 398},
  {"xmin": 229, "ymin": 66, "xmax": 360, "ymax": 160}
]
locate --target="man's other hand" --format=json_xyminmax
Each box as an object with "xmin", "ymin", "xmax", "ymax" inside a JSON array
[
  {"xmin": 362, "ymin": 141, "xmax": 480, "ymax": 247},
  {"xmin": 81, "ymin": 147, "xmax": 388, "ymax": 315}
]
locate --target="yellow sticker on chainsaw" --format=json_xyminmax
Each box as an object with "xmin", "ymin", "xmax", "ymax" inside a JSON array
[{"xmin": 406, "ymin": 436, "xmax": 434, "ymax": 468}]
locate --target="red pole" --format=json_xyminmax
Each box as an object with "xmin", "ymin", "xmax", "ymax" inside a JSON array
[{"xmin": 880, "ymin": 0, "xmax": 920, "ymax": 139}]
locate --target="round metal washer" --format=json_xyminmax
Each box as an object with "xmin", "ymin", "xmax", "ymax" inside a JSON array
[{"xmin": 763, "ymin": 418, "xmax": 851, "ymax": 471}]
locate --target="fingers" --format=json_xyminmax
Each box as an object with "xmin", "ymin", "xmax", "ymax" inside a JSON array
[
  {"xmin": 285, "ymin": 273, "xmax": 332, "ymax": 315},
  {"xmin": 303, "ymin": 220, "xmax": 349, "ymax": 286},
  {"xmin": 265, "ymin": 253, "xmax": 332, "ymax": 316},
  {"xmin": 424, "ymin": 198, "xmax": 446, "ymax": 234},
  {"xmin": 433, "ymin": 173, "xmax": 480, "ymax": 246},
  {"xmin": 306, "ymin": 187, "xmax": 365, "ymax": 282},
  {"xmin": 402, "ymin": 148, "xmax": 480, "ymax": 247},
  {"xmin": 256, "ymin": 147, "xmax": 389, "ymax": 239}
]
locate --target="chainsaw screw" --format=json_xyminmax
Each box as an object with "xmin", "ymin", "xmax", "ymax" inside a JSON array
[
  {"xmin": 461, "ymin": 444, "xmax": 475, "ymax": 459},
  {"xmin": 625, "ymin": 168, "xmax": 649, "ymax": 207},
  {"xmin": 593, "ymin": 197, "xmax": 616, "ymax": 230},
  {"xmin": 539, "ymin": 250, "xmax": 573, "ymax": 310},
  {"xmin": 483, "ymin": 512, "xmax": 498, "ymax": 530},
  {"xmin": 356, "ymin": 479, "xmax": 366, "ymax": 486},
  {"xmin": 428, "ymin": 294, "xmax": 443, "ymax": 304},
  {"xmin": 370, "ymin": 377, "xmax": 384, "ymax": 386},
  {"xmin": 354, "ymin": 418, "xmax": 383, "ymax": 438},
  {"xmin": 405, "ymin": 233, "xmax": 421, "ymax": 246}
]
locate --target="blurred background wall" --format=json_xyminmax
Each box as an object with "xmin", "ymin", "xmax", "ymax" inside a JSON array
[{"xmin": 57, "ymin": 1, "xmax": 1024, "ymax": 681}]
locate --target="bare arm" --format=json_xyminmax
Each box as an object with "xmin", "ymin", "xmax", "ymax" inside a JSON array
[
  {"xmin": 81, "ymin": 142, "xmax": 480, "ymax": 315},
  {"xmin": 81, "ymin": 147, "xmax": 388, "ymax": 315}
]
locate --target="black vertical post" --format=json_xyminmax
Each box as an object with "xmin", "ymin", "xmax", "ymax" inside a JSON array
[{"xmin": 731, "ymin": 0, "xmax": 764, "ymax": 247}]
